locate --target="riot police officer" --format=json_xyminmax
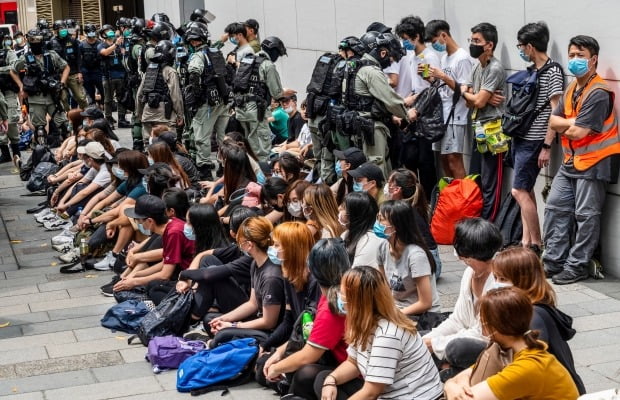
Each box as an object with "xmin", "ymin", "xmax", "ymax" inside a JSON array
[
  {"xmin": 79, "ymin": 23, "xmax": 103, "ymax": 106},
  {"xmin": 11, "ymin": 29, "xmax": 70, "ymax": 148},
  {"xmin": 49, "ymin": 19, "xmax": 87, "ymax": 109},
  {"xmin": 140, "ymin": 22, "xmax": 171, "ymax": 74},
  {"xmin": 232, "ymin": 36, "xmax": 289, "ymax": 161},
  {"xmin": 0, "ymin": 35, "xmax": 19, "ymax": 163},
  {"xmin": 98, "ymin": 24, "xmax": 128, "ymax": 127},
  {"xmin": 136, "ymin": 40, "xmax": 183, "ymax": 137},
  {"xmin": 185, "ymin": 22, "xmax": 229, "ymax": 180}
]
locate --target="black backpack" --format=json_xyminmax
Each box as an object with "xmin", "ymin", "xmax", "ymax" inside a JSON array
[
  {"xmin": 493, "ymin": 192, "xmax": 523, "ymax": 248},
  {"xmin": 502, "ymin": 61, "xmax": 564, "ymax": 137},
  {"xmin": 407, "ymin": 80, "xmax": 460, "ymax": 143}
]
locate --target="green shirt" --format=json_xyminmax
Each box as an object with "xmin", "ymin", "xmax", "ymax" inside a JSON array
[{"xmin": 269, "ymin": 106, "xmax": 289, "ymax": 140}]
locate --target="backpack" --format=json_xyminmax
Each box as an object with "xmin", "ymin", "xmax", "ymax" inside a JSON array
[
  {"xmin": 502, "ymin": 61, "xmax": 563, "ymax": 137},
  {"xmin": 408, "ymin": 80, "xmax": 446, "ymax": 142},
  {"xmin": 26, "ymin": 161, "xmax": 59, "ymax": 192},
  {"xmin": 130, "ymin": 290, "xmax": 193, "ymax": 346},
  {"xmin": 20, "ymin": 144, "xmax": 55, "ymax": 181},
  {"xmin": 146, "ymin": 335, "xmax": 206, "ymax": 373},
  {"xmin": 176, "ymin": 337, "xmax": 259, "ymax": 395},
  {"xmin": 100, "ymin": 300, "xmax": 150, "ymax": 334},
  {"xmin": 430, "ymin": 176, "xmax": 483, "ymax": 244},
  {"xmin": 493, "ymin": 192, "xmax": 523, "ymax": 248}
]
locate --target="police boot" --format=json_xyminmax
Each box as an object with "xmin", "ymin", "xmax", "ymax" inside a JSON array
[
  {"xmin": 10, "ymin": 144, "xmax": 20, "ymax": 168},
  {"xmin": 0, "ymin": 145, "xmax": 11, "ymax": 163},
  {"xmin": 118, "ymin": 118, "xmax": 132, "ymax": 129},
  {"xmin": 34, "ymin": 126, "xmax": 47, "ymax": 147},
  {"xmin": 132, "ymin": 138, "xmax": 144, "ymax": 152},
  {"xmin": 198, "ymin": 163, "xmax": 214, "ymax": 181}
]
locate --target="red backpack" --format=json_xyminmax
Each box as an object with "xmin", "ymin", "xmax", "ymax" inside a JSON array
[{"xmin": 431, "ymin": 176, "xmax": 483, "ymax": 244}]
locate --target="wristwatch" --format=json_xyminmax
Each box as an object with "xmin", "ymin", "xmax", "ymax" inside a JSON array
[{"xmin": 542, "ymin": 143, "xmax": 552, "ymax": 150}]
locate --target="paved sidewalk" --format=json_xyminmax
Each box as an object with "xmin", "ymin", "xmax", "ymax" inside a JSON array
[{"xmin": 0, "ymin": 131, "xmax": 619, "ymax": 398}]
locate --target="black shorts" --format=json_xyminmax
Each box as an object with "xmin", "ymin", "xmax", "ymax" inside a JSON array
[{"xmin": 512, "ymin": 137, "xmax": 543, "ymax": 191}]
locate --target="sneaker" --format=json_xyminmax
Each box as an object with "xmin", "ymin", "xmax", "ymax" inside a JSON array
[
  {"xmin": 59, "ymin": 263, "xmax": 85, "ymax": 274},
  {"xmin": 51, "ymin": 230, "xmax": 76, "ymax": 245},
  {"xmin": 183, "ymin": 326, "xmax": 210, "ymax": 342},
  {"xmin": 52, "ymin": 242, "xmax": 74, "ymax": 253},
  {"xmin": 44, "ymin": 219, "xmax": 73, "ymax": 231},
  {"xmin": 143, "ymin": 300, "xmax": 156, "ymax": 311},
  {"xmin": 100, "ymin": 277, "xmax": 120, "ymax": 297},
  {"xmin": 94, "ymin": 251, "xmax": 116, "ymax": 271},
  {"xmin": 588, "ymin": 259, "xmax": 604, "ymax": 280},
  {"xmin": 36, "ymin": 212, "xmax": 59, "ymax": 224},
  {"xmin": 34, "ymin": 207, "xmax": 53, "ymax": 219},
  {"xmin": 58, "ymin": 248, "xmax": 80, "ymax": 264},
  {"xmin": 552, "ymin": 269, "xmax": 589, "ymax": 285}
]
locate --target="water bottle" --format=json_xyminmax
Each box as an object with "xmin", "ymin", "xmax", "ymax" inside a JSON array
[
  {"xmin": 301, "ymin": 311, "xmax": 314, "ymax": 340},
  {"xmin": 79, "ymin": 238, "xmax": 89, "ymax": 265},
  {"xmin": 474, "ymin": 121, "xmax": 487, "ymax": 154},
  {"xmin": 76, "ymin": 206, "xmax": 83, "ymax": 217}
]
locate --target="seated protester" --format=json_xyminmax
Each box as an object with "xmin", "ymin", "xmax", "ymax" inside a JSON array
[
  {"xmin": 112, "ymin": 194, "xmax": 195, "ymax": 303},
  {"xmin": 268, "ymin": 97, "xmax": 289, "ymax": 144},
  {"xmin": 280, "ymin": 92, "xmax": 304, "ymax": 142},
  {"xmin": 152, "ymin": 130, "xmax": 201, "ymax": 191},
  {"xmin": 340, "ymin": 192, "xmax": 385, "ymax": 268},
  {"xmin": 423, "ymin": 218, "xmax": 502, "ymax": 381},
  {"xmin": 348, "ymin": 162, "xmax": 387, "ymax": 206},
  {"xmin": 261, "ymin": 176, "xmax": 288, "ymax": 224},
  {"xmin": 271, "ymin": 152, "xmax": 303, "ymax": 183},
  {"xmin": 444, "ymin": 287, "xmax": 579, "ymax": 400},
  {"xmin": 258, "ymin": 221, "xmax": 319, "ymax": 353},
  {"xmin": 332, "ymin": 147, "xmax": 368, "ymax": 205},
  {"xmin": 178, "ymin": 207, "xmax": 257, "ymax": 332},
  {"xmin": 89, "ymin": 127, "xmax": 118, "ymax": 156},
  {"xmin": 303, "ymin": 184, "xmax": 343, "ymax": 240},
  {"xmin": 376, "ymin": 200, "xmax": 441, "ymax": 328},
  {"xmin": 209, "ymin": 217, "xmax": 285, "ymax": 346},
  {"xmin": 147, "ymin": 142, "xmax": 191, "ymax": 189},
  {"xmin": 273, "ymin": 99, "xmax": 313, "ymax": 159},
  {"xmin": 283, "ymin": 179, "xmax": 310, "ymax": 221},
  {"xmin": 219, "ymin": 131, "xmax": 265, "ymax": 184},
  {"xmin": 86, "ymin": 119, "xmax": 121, "ymax": 148},
  {"xmin": 263, "ymin": 238, "xmax": 350, "ymax": 400},
  {"xmin": 386, "ymin": 168, "xmax": 442, "ymax": 278},
  {"xmin": 493, "ymin": 247, "xmax": 586, "ymax": 394},
  {"xmin": 316, "ymin": 266, "xmax": 443, "ymax": 400},
  {"xmin": 46, "ymin": 139, "xmax": 93, "ymax": 212},
  {"xmin": 141, "ymin": 162, "xmax": 182, "ymax": 197},
  {"xmin": 161, "ymin": 187, "xmax": 191, "ymax": 222}
]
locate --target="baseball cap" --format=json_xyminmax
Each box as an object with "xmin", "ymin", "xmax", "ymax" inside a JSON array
[
  {"xmin": 348, "ymin": 162, "xmax": 385, "ymax": 185},
  {"xmin": 333, "ymin": 147, "xmax": 367, "ymax": 170},
  {"xmin": 277, "ymin": 88, "xmax": 297, "ymax": 101},
  {"xmin": 77, "ymin": 141, "xmax": 106, "ymax": 159},
  {"xmin": 86, "ymin": 118, "xmax": 120, "ymax": 141},
  {"xmin": 124, "ymin": 194, "xmax": 166, "ymax": 219},
  {"xmin": 152, "ymin": 131, "xmax": 177, "ymax": 150},
  {"xmin": 80, "ymin": 105, "xmax": 104, "ymax": 119}
]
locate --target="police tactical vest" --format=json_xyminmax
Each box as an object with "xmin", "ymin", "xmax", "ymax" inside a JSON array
[
  {"xmin": 233, "ymin": 54, "xmax": 269, "ymax": 102},
  {"xmin": 103, "ymin": 43, "xmax": 124, "ymax": 76},
  {"xmin": 306, "ymin": 52, "xmax": 344, "ymax": 118},
  {"xmin": 23, "ymin": 52, "xmax": 57, "ymax": 95},
  {"xmin": 342, "ymin": 58, "xmax": 375, "ymax": 113},
  {"xmin": 0, "ymin": 49, "xmax": 17, "ymax": 92},
  {"xmin": 51, "ymin": 38, "xmax": 79, "ymax": 72},
  {"xmin": 141, "ymin": 63, "xmax": 169, "ymax": 107},
  {"xmin": 140, "ymin": 43, "xmax": 154, "ymax": 73},
  {"xmin": 201, "ymin": 47, "xmax": 229, "ymax": 105},
  {"xmin": 80, "ymin": 39, "xmax": 100, "ymax": 71}
]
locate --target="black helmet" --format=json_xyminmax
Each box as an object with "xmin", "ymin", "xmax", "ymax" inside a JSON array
[
  {"xmin": 26, "ymin": 29, "xmax": 44, "ymax": 43},
  {"xmin": 116, "ymin": 17, "xmax": 131, "ymax": 28},
  {"xmin": 359, "ymin": 31, "xmax": 381, "ymax": 53},
  {"xmin": 190, "ymin": 8, "xmax": 216, "ymax": 24},
  {"xmin": 338, "ymin": 36, "xmax": 364, "ymax": 56},
  {"xmin": 100, "ymin": 24, "xmax": 115, "ymax": 39},
  {"xmin": 84, "ymin": 23, "xmax": 97, "ymax": 33},
  {"xmin": 382, "ymin": 32, "xmax": 405, "ymax": 62},
  {"xmin": 64, "ymin": 19, "xmax": 77, "ymax": 29},
  {"xmin": 149, "ymin": 22, "xmax": 171, "ymax": 41},
  {"xmin": 36, "ymin": 18, "xmax": 49, "ymax": 30},
  {"xmin": 52, "ymin": 19, "xmax": 66, "ymax": 31},
  {"xmin": 151, "ymin": 13, "xmax": 170, "ymax": 23},
  {"xmin": 261, "ymin": 36, "xmax": 286, "ymax": 62},
  {"xmin": 151, "ymin": 40, "xmax": 176, "ymax": 65},
  {"xmin": 131, "ymin": 17, "xmax": 145, "ymax": 35},
  {"xmin": 184, "ymin": 21, "xmax": 209, "ymax": 42},
  {"xmin": 13, "ymin": 30, "xmax": 23, "ymax": 39}
]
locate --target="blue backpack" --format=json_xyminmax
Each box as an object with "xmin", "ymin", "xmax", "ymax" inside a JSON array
[
  {"xmin": 176, "ymin": 337, "xmax": 259, "ymax": 395},
  {"xmin": 101, "ymin": 300, "xmax": 149, "ymax": 334}
]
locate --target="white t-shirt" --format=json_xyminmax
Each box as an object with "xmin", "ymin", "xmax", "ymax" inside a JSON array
[
  {"xmin": 341, "ymin": 230, "xmax": 386, "ymax": 268},
  {"xmin": 297, "ymin": 123, "xmax": 312, "ymax": 147},
  {"xmin": 411, "ymin": 47, "xmax": 441, "ymax": 94},
  {"xmin": 439, "ymin": 47, "xmax": 474, "ymax": 125},
  {"xmin": 347, "ymin": 319, "xmax": 443, "ymax": 400},
  {"xmin": 92, "ymin": 164, "xmax": 111, "ymax": 187},
  {"xmin": 383, "ymin": 50, "xmax": 415, "ymax": 98}
]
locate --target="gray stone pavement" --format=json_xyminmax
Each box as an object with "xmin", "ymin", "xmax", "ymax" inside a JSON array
[{"xmin": 0, "ymin": 125, "xmax": 618, "ymax": 398}]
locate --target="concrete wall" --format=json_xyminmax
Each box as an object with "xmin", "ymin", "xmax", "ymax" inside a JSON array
[{"xmin": 155, "ymin": 0, "xmax": 620, "ymax": 277}]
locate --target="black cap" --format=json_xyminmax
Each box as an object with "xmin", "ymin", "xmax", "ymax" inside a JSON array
[
  {"xmin": 124, "ymin": 194, "xmax": 166, "ymax": 219},
  {"xmin": 244, "ymin": 18, "xmax": 259, "ymax": 32},
  {"xmin": 348, "ymin": 162, "xmax": 385, "ymax": 185},
  {"xmin": 366, "ymin": 22, "xmax": 391, "ymax": 34},
  {"xmin": 80, "ymin": 105, "xmax": 104, "ymax": 119},
  {"xmin": 86, "ymin": 118, "xmax": 119, "ymax": 141},
  {"xmin": 153, "ymin": 131, "xmax": 177, "ymax": 150},
  {"xmin": 333, "ymin": 147, "xmax": 367, "ymax": 170}
]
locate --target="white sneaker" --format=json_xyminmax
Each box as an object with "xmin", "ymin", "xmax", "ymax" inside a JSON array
[
  {"xmin": 52, "ymin": 242, "xmax": 74, "ymax": 253},
  {"xmin": 58, "ymin": 248, "xmax": 80, "ymax": 264},
  {"xmin": 34, "ymin": 208, "xmax": 53, "ymax": 219},
  {"xmin": 44, "ymin": 219, "xmax": 73, "ymax": 231},
  {"xmin": 51, "ymin": 230, "xmax": 76, "ymax": 246},
  {"xmin": 94, "ymin": 251, "xmax": 116, "ymax": 271},
  {"xmin": 36, "ymin": 212, "xmax": 59, "ymax": 224}
]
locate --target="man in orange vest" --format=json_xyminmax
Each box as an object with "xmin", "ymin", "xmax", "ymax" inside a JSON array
[{"xmin": 545, "ymin": 35, "xmax": 620, "ymax": 285}]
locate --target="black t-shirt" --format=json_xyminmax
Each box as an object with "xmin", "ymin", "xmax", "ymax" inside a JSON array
[
  {"xmin": 287, "ymin": 112, "xmax": 305, "ymax": 142},
  {"xmin": 213, "ymin": 243, "xmax": 243, "ymax": 264},
  {"xmin": 174, "ymin": 153, "xmax": 201, "ymax": 190},
  {"xmin": 251, "ymin": 258, "xmax": 285, "ymax": 322}
]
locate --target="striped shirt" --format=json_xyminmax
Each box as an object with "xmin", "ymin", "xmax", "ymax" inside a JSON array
[
  {"xmin": 347, "ymin": 319, "xmax": 443, "ymax": 400},
  {"xmin": 524, "ymin": 60, "xmax": 564, "ymax": 140}
]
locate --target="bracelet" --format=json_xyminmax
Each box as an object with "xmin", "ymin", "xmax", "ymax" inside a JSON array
[
  {"xmin": 322, "ymin": 383, "xmax": 337, "ymax": 387},
  {"xmin": 231, "ymin": 322, "xmax": 238, "ymax": 328},
  {"xmin": 325, "ymin": 374, "xmax": 337, "ymax": 385}
]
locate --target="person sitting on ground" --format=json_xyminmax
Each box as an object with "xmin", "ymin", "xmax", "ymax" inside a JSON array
[
  {"xmin": 268, "ymin": 97, "xmax": 289, "ymax": 144},
  {"xmin": 147, "ymin": 142, "xmax": 191, "ymax": 189},
  {"xmin": 316, "ymin": 266, "xmax": 443, "ymax": 400},
  {"xmin": 263, "ymin": 238, "xmax": 350, "ymax": 399},
  {"xmin": 348, "ymin": 162, "xmax": 387, "ymax": 206},
  {"xmin": 271, "ymin": 152, "xmax": 303, "ymax": 183},
  {"xmin": 151, "ymin": 130, "xmax": 201, "ymax": 191},
  {"xmin": 332, "ymin": 147, "xmax": 367, "ymax": 205},
  {"xmin": 303, "ymin": 183, "xmax": 343, "ymax": 240},
  {"xmin": 283, "ymin": 179, "xmax": 310, "ymax": 221},
  {"xmin": 492, "ymin": 247, "xmax": 586, "ymax": 394},
  {"xmin": 444, "ymin": 287, "xmax": 579, "ymax": 400},
  {"xmin": 340, "ymin": 192, "xmax": 385, "ymax": 268},
  {"xmin": 272, "ymin": 99, "xmax": 312, "ymax": 159},
  {"xmin": 423, "ymin": 217, "xmax": 502, "ymax": 381},
  {"xmin": 261, "ymin": 176, "xmax": 288, "ymax": 224}
]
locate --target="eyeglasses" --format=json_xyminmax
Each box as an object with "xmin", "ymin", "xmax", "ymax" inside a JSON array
[{"xmin": 467, "ymin": 38, "xmax": 487, "ymax": 45}]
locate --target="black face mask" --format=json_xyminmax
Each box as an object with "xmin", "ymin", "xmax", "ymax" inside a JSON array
[
  {"xmin": 264, "ymin": 47, "xmax": 279, "ymax": 63},
  {"xmin": 469, "ymin": 44, "xmax": 485, "ymax": 59},
  {"xmin": 30, "ymin": 42, "xmax": 44, "ymax": 55}
]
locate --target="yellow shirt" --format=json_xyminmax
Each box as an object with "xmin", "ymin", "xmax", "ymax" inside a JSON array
[{"xmin": 486, "ymin": 346, "xmax": 578, "ymax": 400}]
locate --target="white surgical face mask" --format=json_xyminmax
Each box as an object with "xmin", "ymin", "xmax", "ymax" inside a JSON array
[{"xmin": 284, "ymin": 106, "xmax": 294, "ymax": 113}]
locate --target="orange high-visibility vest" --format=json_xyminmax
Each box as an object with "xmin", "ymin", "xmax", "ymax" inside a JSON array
[{"xmin": 561, "ymin": 74, "xmax": 620, "ymax": 171}]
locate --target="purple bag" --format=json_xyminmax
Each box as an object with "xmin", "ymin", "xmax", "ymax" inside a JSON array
[{"xmin": 146, "ymin": 335, "xmax": 206, "ymax": 373}]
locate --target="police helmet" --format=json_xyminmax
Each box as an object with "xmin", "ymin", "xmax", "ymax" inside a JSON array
[
  {"xmin": 131, "ymin": 18, "xmax": 146, "ymax": 35},
  {"xmin": 26, "ymin": 29, "xmax": 44, "ymax": 44},
  {"xmin": 382, "ymin": 33, "xmax": 405, "ymax": 62},
  {"xmin": 84, "ymin": 24, "xmax": 97, "ymax": 33},
  {"xmin": 149, "ymin": 22, "xmax": 171, "ymax": 41},
  {"xmin": 100, "ymin": 24, "xmax": 115, "ymax": 39},
  {"xmin": 151, "ymin": 13, "xmax": 170, "ymax": 24},
  {"xmin": 338, "ymin": 36, "xmax": 365, "ymax": 56},
  {"xmin": 151, "ymin": 40, "xmax": 176, "ymax": 65},
  {"xmin": 190, "ymin": 8, "xmax": 216, "ymax": 24},
  {"xmin": 116, "ymin": 17, "xmax": 131, "ymax": 28},
  {"xmin": 13, "ymin": 30, "xmax": 23, "ymax": 39},
  {"xmin": 184, "ymin": 21, "xmax": 209, "ymax": 42},
  {"xmin": 261, "ymin": 36, "xmax": 287, "ymax": 60},
  {"xmin": 64, "ymin": 19, "xmax": 77, "ymax": 29},
  {"xmin": 359, "ymin": 31, "xmax": 381, "ymax": 53},
  {"xmin": 52, "ymin": 19, "xmax": 66, "ymax": 31},
  {"xmin": 36, "ymin": 19, "xmax": 49, "ymax": 30}
]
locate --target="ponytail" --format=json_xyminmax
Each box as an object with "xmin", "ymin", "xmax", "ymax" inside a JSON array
[{"xmin": 523, "ymin": 329, "xmax": 545, "ymax": 350}]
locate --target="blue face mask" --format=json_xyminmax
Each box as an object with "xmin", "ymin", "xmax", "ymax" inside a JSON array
[
  {"xmin": 432, "ymin": 40, "xmax": 446, "ymax": 52},
  {"xmin": 267, "ymin": 246, "xmax": 282, "ymax": 265},
  {"xmin": 352, "ymin": 181, "xmax": 364, "ymax": 192},
  {"xmin": 491, "ymin": 281, "xmax": 513, "ymax": 290},
  {"xmin": 137, "ymin": 223, "xmax": 151, "ymax": 236},
  {"xmin": 568, "ymin": 57, "xmax": 590, "ymax": 77},
  {"xmin": 336, "ymin": 293, "xmax": 347, "ymax": 314},
  {"xmin": 112, "ymin": 166, "xmax": 126, "ymax": 180},
  {"xmin": 229, "ymin": 37, "xmax": 239, "ymax": 46},
  {"xmin": 373, "ymin": 221, "xmax": 391, "ymax": 239},
  {"xmin": 148, "ymin": 158, "xmax": 154, "ymax": 166},
  {"xmin": 518, "ymin": 49, "xmax": 530, "ymax": 62},
  {"xmin": 335, "ymin": 161, "xmax": 343, "ymax": 177},
  {"xmin": 256, "ymin": 171, "xmax": 266, "ymax": 185},
  {"xmin": 402, "ymin": 39, "xmax": 415, "ymax": 51},
  {"xmin": 59, "ymin": 29, "xmax": 68, "ymax": 39},
  {"xmin": 106, "ymin": 31, "xmax": 116, "ymax": 39},
  {"xmin": 183, "ymin": 223, "xmax": 196, "ymax": 240}
]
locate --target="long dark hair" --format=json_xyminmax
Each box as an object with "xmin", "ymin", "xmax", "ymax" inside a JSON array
[
  {"xmin": 188, "ymin": 204, "xmax": 230, "ymax": 254},
  {"xmin": 148, "ymin": 142, "xmax": 190, "ymax": 189},
  {"xmin": 388, "ymin": 168, "xmax": 429, "ymax": 223},
  {"xmin": 343, "ymin": 192, "xmax": 378, "ymax": 262},
  {"xmin": 308, "ymin": 238, "xmax": 351, "ymax": 313},
  {"xmin": 223, "ymin": 146, "xmax": 256, "ymax": 202},
  {"xmin": 380, "ymin": 200, "xmax": 436, "ymax": 274},
  {"xmin": 162, "ymin": 188, "xmax": 190, "ymax": 222},
  {"xmin": 117, "ymin": 150, "xmax": 148, "ymax": 189},
  {"xmin": 222, "ymin": 131, "xmax": 259, "ymax": 162}
]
